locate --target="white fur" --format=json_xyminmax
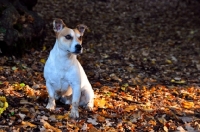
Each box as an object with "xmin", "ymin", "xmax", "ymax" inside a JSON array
[{"xmin": 44, "ymin": 19, "xmax": 94, "ymax": 118}]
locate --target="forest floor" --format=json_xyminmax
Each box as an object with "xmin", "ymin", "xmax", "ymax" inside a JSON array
[{"xmin": 0, "ymin": 0, "xmax": 200, "ymax": 131}]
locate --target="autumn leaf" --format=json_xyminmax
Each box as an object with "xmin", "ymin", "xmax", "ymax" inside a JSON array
[
  {"xmin": 56, "ymin": 113, "xmax": 70, "ymax": 120},
  {"xmin": 40, "ymin": 59, "xmax": 46, "ymax": 64},
  {"xmin": 124, "ymin": 105, "xmax": 137, "ymax": 112},
  {"xmin": 87, "ymin": 118, "xmax": 98, "ymax": 125},
  {"xmin": 97, "ymin": 115, "xmax": 105, "ymax": 123},
  {"xmin": 40, "ymin": 119, "xmax": 62, "ymax": 132},
  {"xmin": 21, "ymin": 121, "xmax": 37, "ymax": 128},
  {"xmin": 94, "ymin": 98, "xmax": 106, "ymax": 108},
  {"xmin": 181, "ymin": 101, "xmax": 194, "ymax": 109},
  {"xmin": 0, "ymin": 96, "xmax": 8, "ymax": 115},
  {"xmin": 18, "ymin": 112, "xmax": 26, "ymax": 120}
]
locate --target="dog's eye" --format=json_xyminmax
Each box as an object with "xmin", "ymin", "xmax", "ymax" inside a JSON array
[
  {"xmin": 78, "ymin": 36, "xmax": 82, "ymax": 41},
  {"xmin": 65, "ymin": 35, "xmax": 72, "ymax": 40}
]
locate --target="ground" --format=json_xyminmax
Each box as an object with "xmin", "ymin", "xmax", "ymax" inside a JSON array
[{"xmin": 0, "ymin": 0, "xmax": 200, "ymax": 131}]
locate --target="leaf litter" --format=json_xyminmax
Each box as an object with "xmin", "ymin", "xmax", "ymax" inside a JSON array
[{"xmin": 0, "ymin": 0, "xmax": 200, "ymax": 131}]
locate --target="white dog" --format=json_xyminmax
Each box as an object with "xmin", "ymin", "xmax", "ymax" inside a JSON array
[{"xmin": 44, "ymin": 18, "xmax": 94, "ymax": 118}]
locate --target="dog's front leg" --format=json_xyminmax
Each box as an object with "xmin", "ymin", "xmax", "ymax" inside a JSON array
[
  {"xmin": 46, "ymin": 83, "xmax": 56, "ymax": 110},
  {"xmin": 70, "ymin": 85, "xmax": 81, "ymax": 118}
]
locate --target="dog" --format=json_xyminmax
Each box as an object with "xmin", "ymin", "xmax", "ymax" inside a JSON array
[{"xmin": 44, "ymin": 18, "xmax": 94, "ymax": 118}]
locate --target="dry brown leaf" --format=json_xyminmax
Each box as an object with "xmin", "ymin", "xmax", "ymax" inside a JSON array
[
  {"xmin": 40, "ymin": 119, "xmax": 62, "ymax": 132},
  {"xmin": 20, "ymin": 99, "xmax": 34, "ymax": 105},
  {"xmin": 21, "ymin": 121, "xmax": 36, "ymax": 128},
  {"xmin": 97, "ymin": 115, "xmax": 105, "ymax": 123},
  {"xmin": 88, "ymin": 124, "xmax": 101, "ymax": 132},
  {"xmin": 19, "ymin": 107, "xmax": 29, "ymax": 113}
]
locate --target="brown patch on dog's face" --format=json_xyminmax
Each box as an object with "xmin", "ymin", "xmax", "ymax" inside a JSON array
[
  {"xmin": 56, "ymin": 27, "xmax": 83, "ymax": 45},
  {"xmin": 52, "ymin": 19, "xmax": 87, "ymax": 53},
  {"xmin": 73, "ymin": 28, "xmax": 83, "ymax": 43}
]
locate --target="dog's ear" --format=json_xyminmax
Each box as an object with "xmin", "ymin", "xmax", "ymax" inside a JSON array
[
  {"xmin": 76, "ymin": 24, "xmax": 88, "ymax": 36},
  {"xmin": 53, "ymin": 18, "xmax": 66, "ymax": 33}
]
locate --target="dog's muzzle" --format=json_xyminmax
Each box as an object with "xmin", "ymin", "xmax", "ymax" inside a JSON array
[{"xmin": 75, "ymin": 44, "xmax": 82, "ymax": 53}]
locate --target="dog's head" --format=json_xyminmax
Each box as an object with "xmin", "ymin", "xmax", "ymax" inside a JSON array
[{"xmin": 53, "ymin": 18, "xmax": 87, "ymax": 54}]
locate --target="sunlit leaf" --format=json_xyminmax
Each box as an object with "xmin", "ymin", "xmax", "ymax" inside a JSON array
[
  {"xmin": 0, "ymin": 96, "xmax": 8, "ymax": 115},
  {"xmin": 20, "ymin": 83, "xmax": 25, "ymax": 87},
  {"xmin": 121, "ymin": 87, "xmax": 126, "ymax": 91},
  {"xmin": 21, "ymin": 121, "xmax": 36, "ymax": 128},
  {"xmin": 177, "ymin": 126, "xmax": 186, "ymax": 132},
  {"xmin": 181, "ymin": 101, "xmax": 194, "ymax": 109},
  {"xmin": 40, "ymin": 119, "xmax": 62, "ymax": 132},
  {"xmin": 94, "ymin": 98, "xmax": 106, "ymax": 108},
  {"xmin": 56, "ymin": 113, "xmax": 70, "ymax": 120},
  {"xmin": 163, "ymin": 126, "xmax": 168, "ymax": 132},
  {"xmin": 124, "ymin": 105, "xmax": 137, "ymax": 112}
]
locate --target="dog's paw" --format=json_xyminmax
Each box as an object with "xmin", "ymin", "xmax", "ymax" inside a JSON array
[
  {"xmin": 85, "ymin": 101, "xmax": 94, "ymax": 111},
  {"xmin": 46, "ymin": 103, "xmax": 55, "ymax": 111},
  {"xmin": 70, "ymin": 106, "xmax": 79, "ymax": 119}
]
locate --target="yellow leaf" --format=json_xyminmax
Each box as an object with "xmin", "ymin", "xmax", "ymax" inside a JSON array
[
  {"xmin": 94, "ymin": 98, "xmax": 106, "ymax": 108},
  {"xmin": 121, "ymin": 94, "xmax": 133, "ymax": 101},
  {"xmin": 181, "ymin": 101, "xmax": 194, "ymax": 109},
  {"xmin": 0, "ymin": 96, "xmax": 8, "ymax": 115},
  {"xmin": 56, "ymin": 113, "xmax": 70, "ymax": 120},
  {"xmin": 40, "ymin": 59, "xmax": 46, "ymax": 64},
  {"xmin": 124, "ymin": 105, "xmax": 137, "ymax": 112},
  {"xmin": 42, "ymin": 46, "xmax": 46, "ymax": 51}
]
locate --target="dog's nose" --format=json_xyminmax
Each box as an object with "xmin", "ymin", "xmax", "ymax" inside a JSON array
[{"xmin": 75, "ymin": 44, "xmax": 82, "ymax": 51}]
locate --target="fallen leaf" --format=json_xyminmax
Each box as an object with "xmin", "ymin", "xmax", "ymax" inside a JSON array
[
  {"xmin": 20, "ymin": 99, "xmax": 34, "ymax": 105},
  {"xmin": 163, "ymin": 126, "xmax": 168, "ymax": 132},
  {"xmin": 177, "ymin": 126, "xmax": 186, "ymax": 132},
  {"xmin": 124, "ymin": 105, "xmax": 137, "ymax": 112},
  {"xmin": 56, "ymin": 113, "xmax": 70, "ymax": 120},
  {"xmin": 97, "ymin": 115, "xmax": 105, "ymax": 123},
  {"xmin": 87, "ymin": 118, "xmax": 98, "ymax": 125},
  {"xmin": 94, "ymin": 98, "xmax": 106, "ymax": 108},
  {"xmin": 181, "ymin": 101, "xmax": 194, "ymax": 109},
  {"xmin": 185, "ymin": 123, "xmax": 195, "ymax": 132},
  {"xmin": 40, "ymin": 59, "xmax": 46, "ymax": 64},
  {"xmin": 40, "ymin": 119, "xmax": 62, "ymax": 132},
  {"xmin": 18, "ymin": 112, "xmax": 26, "ymax": 120},
  {"xmin": 0, "ymin": 96, "xmax": 8, "ymax": 115},
  {"xmin": 81, "ymin": 123, "xmax": 88, "ymax": 131},
  {"xmin": 105, "ymin": 119, "xmax": 114, "ymax": 127},
  {"xmin": 21, "ymin": 121, "xmax": 36, "ymax": 128}
]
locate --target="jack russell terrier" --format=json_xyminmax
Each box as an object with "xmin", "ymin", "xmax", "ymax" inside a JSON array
[{"xmin": 44, "ymin": 18, "xmax": 94, "ymax": 118}]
